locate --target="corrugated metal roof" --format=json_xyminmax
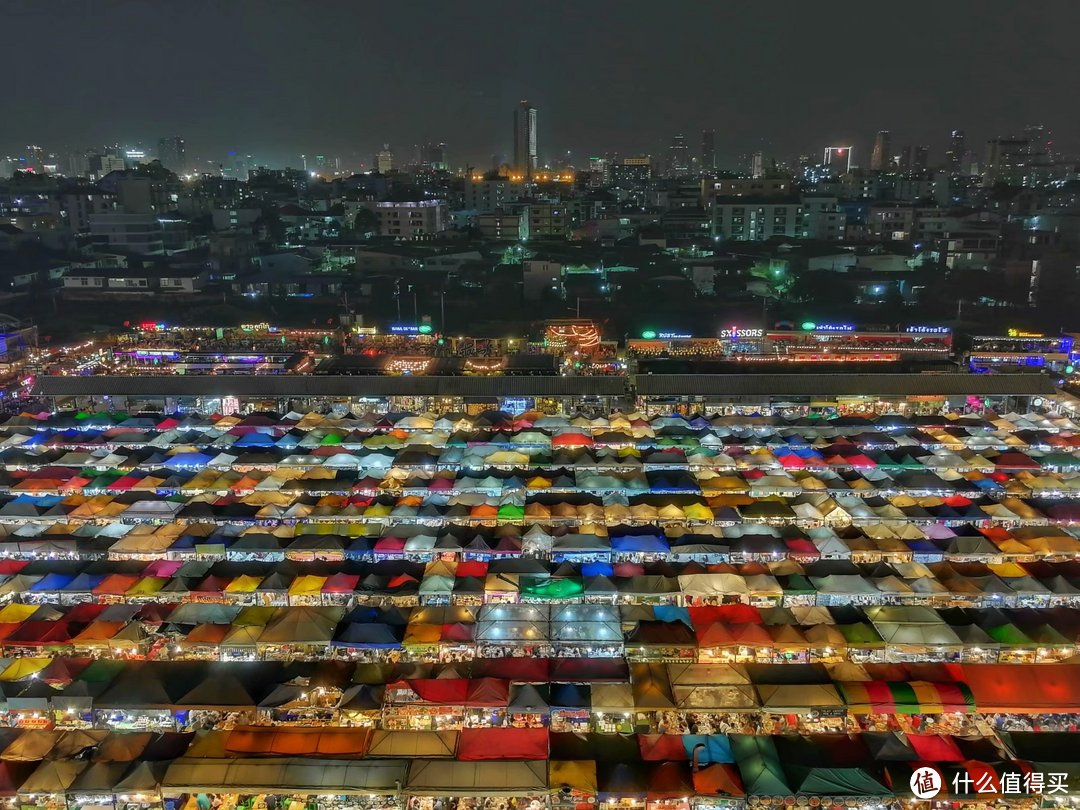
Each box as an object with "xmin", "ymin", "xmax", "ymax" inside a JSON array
[
  {"xmin": 36, "ymin": 375, "xmax": 628, "ymax": 398},
  {"xmin": 632, "ymin": 373, "xmax": 1057, "ymax": 397},
  {"xmin": 35, "ymin": 372, "xmax": 1055, "ymax": 400}
]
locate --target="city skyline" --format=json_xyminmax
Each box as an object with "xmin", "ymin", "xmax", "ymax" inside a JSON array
[{"xmin": 3, "ymin": 0, "xmax": 1079, "ymax": 169}]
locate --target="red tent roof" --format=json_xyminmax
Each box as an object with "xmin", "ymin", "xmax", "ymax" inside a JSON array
[
  {"xmin": 638, "ymin": 734, "xmax": 688, "ymax": 761},
  {"xmin": 457, "ymin": 727, "xmax": 548, "ymax": 760}
]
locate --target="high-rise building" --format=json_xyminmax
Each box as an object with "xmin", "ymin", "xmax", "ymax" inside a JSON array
[
  {"xmin": 1023, "ymin": 124, "xmax": 1052, "ymax": 164},
  {"xmin": 513, "ymin": 101, "xmax": 538, "ymax": 178},
  {"xmin": 610, "ymin": 156, "xmax": 652, "ymax": 187},
  {"xmin": 823, "ymin": 146, "xmax": 854, "ymax": 173},
  {"xmin": 870, "ymin": 130, "xmax": 891, "ymax": 171},
  {"xmin": 982, "ymin": 136, "xmax": 1031, "ymax": 186},
  {"xmin": 667, "ymin": 134, "xmax": 691, "ymax": 176},
  {"xmin": 896, "ymin": 145, "xmax": 929, "ymax": 172},
  {"xmin": 701, "ymin": 129, "xmax": 716, "ymax": 171},
  {"xmin": 157, "ymin": 137, "xmax": 186, "ymax": 172},
  {"xmin": 87, "ymin": 153, "xmax": 126, "ymax": 179},
  {"xmin": 750, "ymin": 151, "xmax": 765, "ymax": 179},
  {"xmin": 419, "ymin": 142, "xmax": 448, "ymax": 170},
  {"xmin": 912, "ymin": 145, "xmax": 930, "ymax": 171},
  {"xmin": 587, "ymin": 156, "xmax": 611, "ymax": 186},
  {"xmin": 24, "ymin": 145, "xmax": 45, "ymax": 172},
  {"xmin": 224, "ymin": 152, "xmax": 253, "ymax": 181},
  {"xmin": 946, "ymin": 130, "xmax": 965, "ymax": 172},
  {"xmin": 375, "ymin": 144, "xmax": 394, "ymax": 174}
]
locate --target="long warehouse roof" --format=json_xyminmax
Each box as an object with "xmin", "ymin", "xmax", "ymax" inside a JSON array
[
  {"xmin": 633, "ymin": 373, "xmax": 1057, "ymax": 397},
  {"xmin": 33, "ymin": 372, "xmax": 1056, "ymax": 399},
  {"xmin": 34, "ymin": 374, "xmax": 629, "ymax": 398}
]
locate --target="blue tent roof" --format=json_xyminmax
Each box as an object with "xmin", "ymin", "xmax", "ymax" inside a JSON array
[
  {"xmin": 610, "ymin": 534, "xmax": 670, "ymax": 553},
  {"xmin": 165, "ymin": 453, "xmax": 213, "ymax": 469},
  {"xmin": 549, "ymin": 682, "xmax": 591, "ymax": 708},
  {"xmin": 31, "ymin": 573, "xmax": 75, "ymax": 591},
  {"xmin": 682, "ymin": 734, "xmax": 734, "ymax": 764},
  {"xmin": 235, "ymin": 433, "xmax": 276, "ymax": 448},
  {"xmin": 332, "ymin": 623, "xmax": 402, "ymax": 648},
  {"xmin": 652, "ymin": 605, "xmax": 692, "ymax": 627},
  {"xmin": 581, "ymin": 561, "xmax": 614, "ymax": 577},
  {"xmin": 63, "ymin": 573, "xmax": 106, "ymax": 591}
]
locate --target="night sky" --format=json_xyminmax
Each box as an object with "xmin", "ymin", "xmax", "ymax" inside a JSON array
[{"xmin": 4, "ymin": 0, "xmax": 1079, "ymax": 170}]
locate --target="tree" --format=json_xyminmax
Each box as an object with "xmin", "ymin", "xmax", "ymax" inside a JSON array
[
  {"xmin": 352, "ymin": 208, "xmax": 378, "ymax": 236},
  {"xmin": 750, "ymin": 259, "xmax": 794, "ymax": 299},
  {"xmin": 255, "ymin": 208, "xmax": 286, "ymax": 244}
]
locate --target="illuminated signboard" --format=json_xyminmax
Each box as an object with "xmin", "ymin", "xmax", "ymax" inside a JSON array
[
  {"xmin": 658, "ymin": 332, "xmax": 692, "ymax": 340},
  {"xmin": 812, "ymin": 323, "xmax": 856, "ymax": 332},
  {"xmin": 719, "ymin": 327, "xmax": 764, "ymax": 339},
  {"xmin": 132, "ymin": 350, "xmax": 178, "ymax": 359},
  {"xmin": 389, "ymin": 324, "xmax": 434, "ymax": 335},
  {"xmin": 1006, "ymin": 328, "xmax": 1044, "ymax": 338},
  {"xmin": 640, "ymin": 330, "xmax": 658, "ymax": 340},
  {"xmin": 907, "ymin": 326, "xmax": 951, "ymax": 334}
]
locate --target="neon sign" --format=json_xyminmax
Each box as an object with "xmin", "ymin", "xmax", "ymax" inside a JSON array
[
  {"xmin": 812, "ymin": 323, "xmax": 856, "ymax": 332},
  {"xmin": 658, "ymin": 332, "xmax": 692, "ymax": 340},
  {"xmin": 719, "ymin": 327, "xmax": 763, "ymax": 339},
  {"xmin": 545, "ymin": 323, "xmax": 601, "ymax": 349},
  {"xmin": 907, "ymin": 326, "xmax": 951, "ymax": 334}
]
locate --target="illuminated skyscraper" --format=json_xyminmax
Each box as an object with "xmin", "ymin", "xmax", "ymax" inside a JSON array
[
  {"xmin": 667, "ymin": 133, "xmax": 690, "ymax": 176},
  {"xmin": 375, "ymin": 144, "xmax": 394, "ymax": 174},
  {"xmin": 157, "ymin": 136, "xmax": 186, "ymax": 172},
  {"xmin": 823, "ymin": 146, "xmax": 854, "ymax": 172},
  {"xmin": 701, "ymin": 129, "xmax": 716, "ymax": 170},
  {"xmin": 751, "ymin": 151, "xmax": 764, "ymax": 179},
  {"xmin": 513, "ymin": 101, "xmax": 538, "ymax": 178},
  {"xmin": 946, "ymin": 129, "xmax": 965, "ymax": 172},
  {"xmin": 870, "ymin": 130, "xmax": 891, "ymax": 171}
]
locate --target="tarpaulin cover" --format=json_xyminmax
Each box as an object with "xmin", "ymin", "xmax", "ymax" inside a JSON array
[
  {"xmin": 551, "ymin": 658, "xmax": 628, "ymax": 681},
  {"xmin": 838, "ymin": 681, "xmax": 976, "ymax": 714},
  {"xmin": 472, "ymin": 657, "xmax": 550, "ymax": 682},
  {"xmin": 960, "ymin": 664, "xmax": 1080, "ymax": 713},
  {"xmin": 456, "ymin": 728, "xmax": 548, "ymax": 760},
  {"xmin": 692, "ymin": 763, "xmax": 745, "ymax": 796},
  {"xmin": 404, "ymin": 678, "xmax": 508, "ymax": 706},
  {"xmin": 638, "ymin": 734, "xmax": 689, "ymax": 761},
  {"xmin": 225, "ymin": 726, "xmax": 372, "ymax": 757},
  {"xmin": 598, "ymin": 762, "xmax": 646, "ymax": 798},
  {"xmin": 404, "ymin": 760, "xmax": 547, "ymax": 797},
  {"xmin": 682, "ymin": 734, "xmax": 735, "ymax": 764},
  {"xmin": 907, "ymin": 734, "xmax": 965, "ymax": 762},
  {"xmin": 549, "ymin": 760, "xmax": 597, "ymax": 794},
  {"xmin": 731, "ymin": 734, "xmax": 790, "ymax": 796},
  {"xmin": 647, "ymin": 761, "xmax": 694, "ymax": 799}
]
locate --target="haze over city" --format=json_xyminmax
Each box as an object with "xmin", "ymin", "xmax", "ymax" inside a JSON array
[{"xmin": 4, "ymin": 0, "xmax": 1080, "ymax": 170}]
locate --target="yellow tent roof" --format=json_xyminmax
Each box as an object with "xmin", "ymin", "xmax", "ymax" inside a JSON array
[
  {"xmin": 288, "ymin": 575, "xmax": 328, "ymax": 596},
  {"xmin": 403, "ymin": 624, "xmax": 442, "ymax": 646},
  {"xmin": 0, "ymin": 657, "xmax": 51, "ymax": 681},
  {"xmin": 224, "ymin": 575, "xmax": 265, "ymax": 594},
  {"xmin": 126, "ymin": 577, "xmax": 168, "ymax": 596},
  {"xmin": 0, "ymin": 604, "xmax": 38, "ymax": 623},
  {"xmin": 232, "ymin": 606, "xmax": 277, "ymax": 626}
]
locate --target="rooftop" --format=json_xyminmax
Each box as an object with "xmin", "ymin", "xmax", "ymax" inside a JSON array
[{"xmin": 34, "ymin": 372, "xmax": 1054, "ymax": 400}]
